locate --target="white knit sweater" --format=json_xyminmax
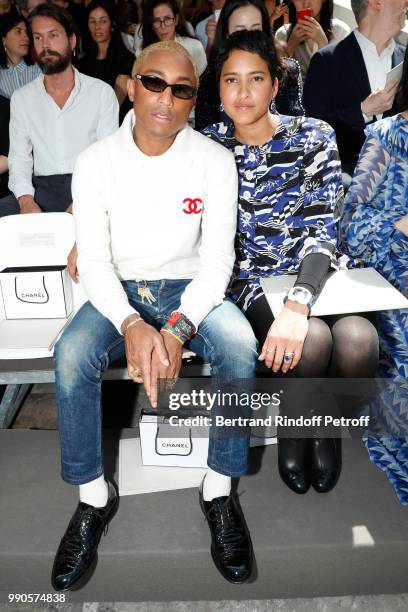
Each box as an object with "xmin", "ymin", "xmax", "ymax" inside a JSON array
[{"xmin": 72, "ymin": 111, "xmax": 238, "ymax": 333}]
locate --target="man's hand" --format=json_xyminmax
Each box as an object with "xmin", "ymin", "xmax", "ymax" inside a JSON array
[
  {"xmin": 286, "ymin": 23, "xmax": 309, "ymax": 55},
  {"xmin": 258, "ymin": 303, "xmax": 309, "ymax": 373},
  {"xmin": 66, "ymin": 202, "xmax": 73, "ymax": 214},
  {"xmin": 298, "ymin": 16, "xmax": 328, "ymax": 47},
  {"xmin": 205, "ymin": 17, "xmax": 217, "ymax": 52},
  {"xmin": 149, "ymin": 330, "xmax": 183, "ymax": 408},
  {"xmin": 124, "ymin": 320, "xmax": 170, "ymax": 402},
  {"xmin": 395, "ymin": 214, "xmax": 408, "ymax": 237},
  {"xmin": 67, "ymin": 242, "xmax": 78, "ymax": 282},
  {"xmin": 18, "ymin": 194, "xmax": 42, "ymax": 214},
  {"xmin": 361, "ymin": 79, "xmax": 399, "ymax": 117}
]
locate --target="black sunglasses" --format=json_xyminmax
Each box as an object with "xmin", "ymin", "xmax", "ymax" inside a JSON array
[{"xmin": 134, "ymin": 74, "xmax": 197, "ymax": 100}]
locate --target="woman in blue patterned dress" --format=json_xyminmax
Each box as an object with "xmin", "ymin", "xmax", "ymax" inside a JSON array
[
  {"xmin": 342, "ymin": 47, "xmax": 408, "ymax": 503},
  {"xmin": 203, "ymin": 30, "xmax": 379, "ymax": 495}
]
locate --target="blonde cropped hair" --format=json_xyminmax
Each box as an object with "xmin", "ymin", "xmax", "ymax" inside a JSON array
[{"xmin": 131, "ymin": 40, "xmax": 199, "ymax": 86}]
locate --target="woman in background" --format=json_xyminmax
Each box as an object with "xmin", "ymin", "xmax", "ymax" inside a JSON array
[
  {"xmin": 195, "ymin": 0, "xmax": 304, "ymax": 131},
  {"xmin": 135, "ymin": 0, "xmax": 207, "ymax": 76},
  {"xmin": 0, "ymin": 11, "xmax": 40, "ymax": 99},
  {"xmin": 275, "ymin": 0, "xmax": 349, "ymax": 79},
  {"xmin": 342, "ymin": 46, "xmax": 408, "ymax": 504},
  {"xmin": 78, "ymin": 0, "xmax": 134, "ymax": 115}
]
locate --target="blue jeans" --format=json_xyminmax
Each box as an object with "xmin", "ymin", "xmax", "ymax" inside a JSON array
[{"xmin": 54, "ymin": 280, "xmax": 258, "ymax": 484}]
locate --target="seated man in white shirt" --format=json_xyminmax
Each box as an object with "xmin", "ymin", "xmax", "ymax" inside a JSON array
[
  {"xmin": 303, "ymin": 0, "xmax": 406, "ymax": 181},
  {"xmin": 51, "ymin": 40, "xmax": 257, "ymax": 592},
  {"xmin": 0, "ymin": 3, "xmax": 118, "ymax": 217}
]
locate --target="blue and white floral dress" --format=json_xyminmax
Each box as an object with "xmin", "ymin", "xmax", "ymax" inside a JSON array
[
  {"xmin": 203, "ymin": 115, "xmax": 343, "ymax": 311},
  {"xmin": 343, "ymin": 114, "xmax": 408, "ymax": 503}
]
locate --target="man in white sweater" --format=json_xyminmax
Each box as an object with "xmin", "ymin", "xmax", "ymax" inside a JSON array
[{"xmin": 52, "ymin": 40, "xmax": 258, "ymax": 592}]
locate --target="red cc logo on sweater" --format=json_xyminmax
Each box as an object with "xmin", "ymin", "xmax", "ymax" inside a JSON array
[{"xmin": 183, "ymin": 197, "xmax": 202, "ymax": 214}]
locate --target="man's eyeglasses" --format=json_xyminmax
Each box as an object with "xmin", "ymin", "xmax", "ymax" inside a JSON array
[
  {"xmin": 134, "ymin": 74, "xmax": 197, "ymax": 100},
  {"xmin": 152, "ymin": 16, "xmax": 175, "ymax": 29}
]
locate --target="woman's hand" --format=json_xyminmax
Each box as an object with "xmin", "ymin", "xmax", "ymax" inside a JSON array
[
  {"xmin": 395, "ymin": 214, "xmax": 408, "ymax": 237},
  {"xmin": 205, "ymin": 17, "xmax": 217, "ymax": 53},
  {"xmin": 298, "ymin": 16, "xmax": 328, "ymax": 47},
  {"xmin": 259, "ymin": 303, "xmax": 309, "ymax": 373},
  {"xmin": 287, "ymin": 23, "xmax": 309, "ymax": 55},
  {"xmin": 114, "ymin": 74, "xmax": 129, "ymax": 106},
  {"xmin": 0, "ymin": 154, "xmax": 8, "ymax": 174},
  {"xmin": 269, "ymin": 3, "xmax": 289, "ymax": 26}
]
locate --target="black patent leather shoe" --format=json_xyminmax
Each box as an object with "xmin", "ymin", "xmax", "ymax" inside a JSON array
[
  {"xmin": 51, "ymin": 480, "xmax": 118, "ymax": 591},
  {"xmin": 278, "ymin": 438, "xmax": 310, "ymax": 494},
  {"xmin": 309, "ymin": 438, "xmax": 342, "ymax": 493},
  {"xmin": 199, "ymin": 482, "xmax": 253, "ymax": 584}
]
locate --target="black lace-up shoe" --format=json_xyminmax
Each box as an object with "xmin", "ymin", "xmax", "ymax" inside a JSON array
[
  {"xmin": 51, "ymin": 480, "xmax": 118, "ymax": 591},
  {"xmin": 199, "ymin": 482, "xmax": 253, "ymax": 584}
]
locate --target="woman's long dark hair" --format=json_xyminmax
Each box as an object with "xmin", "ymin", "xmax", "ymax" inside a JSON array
[
  {"xmin": 141, "ymin": 0, "xmax": 193, "ymax": 49},
  {"xmin": 83, "ymin": 0, "xmax": 129, "ymax": 60},
  {"xmin": 212, "ymin": 0, "xmax": 272, "ymax": 58},
  {"xmin": 0, "ymin": 11, "xmax": 32, "ymax": 68},
  {"xmin": 396, "ymin": 44, "xmax": 408, "ymax": 112},
  {"xmin": 288, "ymin": 0, "xmax": 333, "ymax": 41}
]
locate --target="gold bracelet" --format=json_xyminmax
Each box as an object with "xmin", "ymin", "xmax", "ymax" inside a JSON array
[
  {"xmin": 121, "ymin": 314, "xmax": 143, "ymax": 335},
  {"xmin": 161, "ymin": 328, "xmax": 184, "ymax": 345}
]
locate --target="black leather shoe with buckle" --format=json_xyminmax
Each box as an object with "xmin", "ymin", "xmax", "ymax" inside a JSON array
[
  {"xmin": 199, "ymin": 482, "xmax": 253, "ymax": 584},
  {"xmin": 51, "ymin": 480, "xmax": 118, "ymax": 591}
]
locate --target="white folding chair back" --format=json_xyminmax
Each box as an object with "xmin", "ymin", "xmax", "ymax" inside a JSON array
[{"xmin": 0, "ymin": 212, "xmax": 87, "ymax": 321}]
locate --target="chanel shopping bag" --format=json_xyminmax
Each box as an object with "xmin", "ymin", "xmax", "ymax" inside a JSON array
[
  {"xmin": 140, "ymin": 413, "xmax": 209, "ymax": 468},
  {"xmin": 155, "ymin": 418, "xmax": 193, "ymax": 456},
  {"xmin": 0, "ymin": 265, "xmax": 73, "ymax": 319}
]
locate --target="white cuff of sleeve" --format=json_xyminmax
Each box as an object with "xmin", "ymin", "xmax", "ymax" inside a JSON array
[{"xmin": 361, "ymin": 103, "xmax": 373, "ymax": 123}]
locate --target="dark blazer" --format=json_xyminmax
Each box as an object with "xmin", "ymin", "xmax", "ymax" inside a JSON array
[{"xmin": 303, "ymin": 32, "xmax": 405, "ymax": 170}]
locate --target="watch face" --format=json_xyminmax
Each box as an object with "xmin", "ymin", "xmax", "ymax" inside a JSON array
[{"xmin": 288, "ymin": 287, "xmax": 311, "ymax": 305}]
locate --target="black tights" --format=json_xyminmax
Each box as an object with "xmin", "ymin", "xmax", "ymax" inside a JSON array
[
  {"xmin": 246, "ymin": 295, "xmax": 379, "ymax": 379},
  {"xmin": 246, "ymin": 295, "xmax": 379, "ymax": 429}
]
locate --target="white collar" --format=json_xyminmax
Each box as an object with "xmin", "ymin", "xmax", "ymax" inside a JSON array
[{"xmin": 354, "ymin": 29, "xmax": 396, "ymax": 58}]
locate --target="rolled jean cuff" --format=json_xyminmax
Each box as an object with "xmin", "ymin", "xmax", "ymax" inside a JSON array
[
  {"xmin": 61, "ymin": 467, "xmax": 104, "ymax": 486},
  {"xmin": 207, "ymin": 436, "xmax": 249, "ymax": 477}
]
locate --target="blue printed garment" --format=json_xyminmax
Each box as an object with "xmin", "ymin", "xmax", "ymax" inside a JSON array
[
  {"xmin": 203, "ymin": 115, "xmax": 343, "ymax": 310},
  {"xmin": 342, "ymin": 114, "xmax": 408, "ymax": 504}
]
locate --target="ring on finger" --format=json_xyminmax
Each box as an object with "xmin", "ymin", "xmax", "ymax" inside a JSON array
[
  {"xmin": 284, "ymin": 352, "xmax": 295, "ymax": 363},
  {"xmin": 266, "ymin": 348, "xmax": 274, "ymax": 354},
  {"xmin": 165, "ymin": 378, "xmax": 178, "ymax": 389},
  {"xmin": 131, "ymin": 367, "xmax": 142, "ymax": 378}
]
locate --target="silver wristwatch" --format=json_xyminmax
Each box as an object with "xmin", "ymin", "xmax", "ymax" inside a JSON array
[{"xmin": 284, "ymin": 286, "xmax": 314, "ymax": 311}]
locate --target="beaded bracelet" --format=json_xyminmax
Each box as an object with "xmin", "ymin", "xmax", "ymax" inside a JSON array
[{"xmin": 162, "ymin": 311, "xmax": 196, "ymax": 345}]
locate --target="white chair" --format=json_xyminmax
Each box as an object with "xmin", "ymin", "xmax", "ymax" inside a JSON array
[
  {"xmin": 0, "ymin": 212, "xmax": 86, "ymax": 357},
  {"xmin": 0, "ymin": 213, "xmax": 85, "ymax": 427}
]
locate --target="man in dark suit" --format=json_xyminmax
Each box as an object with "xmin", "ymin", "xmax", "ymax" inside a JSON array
[{"xmin": 303, "ymin": 0, "xmax": 406, "ymax": 181}]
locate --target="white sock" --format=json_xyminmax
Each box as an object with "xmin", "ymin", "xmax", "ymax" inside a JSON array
[
  {"xmin": 202, "ymin": 468, "xmax": 231, "ymax": 501},
  {"xmin": 79, "ymin": 475, "xmax": 109, "ymax": 508}
]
